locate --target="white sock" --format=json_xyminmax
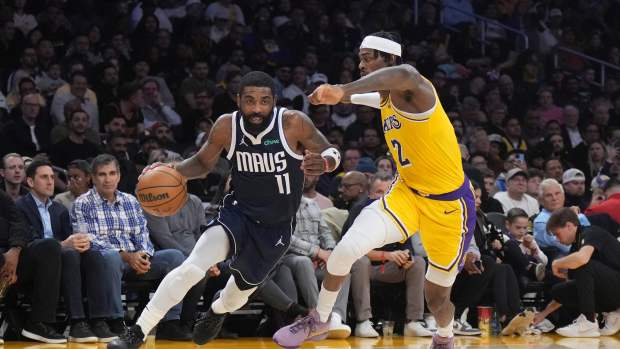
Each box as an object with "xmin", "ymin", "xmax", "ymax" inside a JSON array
[
  {"xmin": 211, "ymin": 276, "xmax": 257, "ymax": 314},
  {"xmin": 317, "ymin": 286, "xmax": 340, "ymax": 323},
  {"xmin": 136, "ymin": 305, "xmax": 167, "ymax": 340},
  {"xmin": 211, "ymin": 298, "xmax": 228, "ymax": 315},
  {"xmin": 437, "ymin": 319, "xmax": 454, "ymax": 338}
]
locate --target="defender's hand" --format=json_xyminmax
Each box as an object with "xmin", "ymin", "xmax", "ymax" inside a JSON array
[
  {"xmin": 301, "ymin": 150, "xmax": 326, "ymax": 176},
  {"xmin": 309, "ymin": 84, "xmax": 345, "ymax": 105}
]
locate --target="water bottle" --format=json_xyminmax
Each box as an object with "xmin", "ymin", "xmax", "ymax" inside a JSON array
[{"xmin": 491, "ymin": 310, "xmax": 502, "ymax": 336}]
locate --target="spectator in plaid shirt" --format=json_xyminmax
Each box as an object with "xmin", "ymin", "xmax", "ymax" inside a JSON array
[
  {"xmin": 273, "ymin": 175, "xmax": 352, "ymax": 339},
  {"xmin": 71, "ymin": 154, "xmax": 192, "ymax": 340}
]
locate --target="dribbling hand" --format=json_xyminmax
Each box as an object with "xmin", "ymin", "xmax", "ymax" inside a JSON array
[
  {"xmin": 139, "ymin": 162, "xmax": 174, "ymax": 181},
  {"xmin": 308, "ymin": 84, "xmax": 345, "ymax": 105}
]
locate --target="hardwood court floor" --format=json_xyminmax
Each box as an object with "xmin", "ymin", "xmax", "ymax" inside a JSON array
[{"xmin": 3, "ymin": 336, "xmax": 620, "ymax": 349}]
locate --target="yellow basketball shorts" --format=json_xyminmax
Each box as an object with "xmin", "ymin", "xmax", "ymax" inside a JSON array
[{"xmin": 379, "ymin": 177, "xmax": 476, "ymax": 287}]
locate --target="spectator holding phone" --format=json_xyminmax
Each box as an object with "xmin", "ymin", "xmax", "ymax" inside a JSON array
[{"xmin": 455, "ymin": 181, "xmax": 521, "ymax": 330}]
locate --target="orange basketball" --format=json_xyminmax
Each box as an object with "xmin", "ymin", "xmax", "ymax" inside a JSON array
[{"xmin": 136, "ymin": 166, "xmax": 188, "ymax": 217}]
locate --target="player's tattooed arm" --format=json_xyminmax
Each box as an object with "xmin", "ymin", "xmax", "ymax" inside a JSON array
[
  {"xmin": 340, "ymin": 64, "xmax": 424, "ymax": 96},
  {"xmin": 175, "ymin": 114, "xmax": 231, "ymax": 179},
  {"xmin": 283, "ymin": 110, "xmax": 339, "ymax": 173},
  {"xmin": 338, "ymin": 64, "xmax": 434, "ymax": 113},
  {"xmin": 309, "ymin": 64, "xmax": 432, "ymax": 109}
]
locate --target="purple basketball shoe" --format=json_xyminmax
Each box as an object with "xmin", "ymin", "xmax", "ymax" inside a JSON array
[
  {"xmin": 430, "ymin": 334, "xmax": 454, "ymax": 349},
  {"xmin": 272, "ymin": 310, "xmax": 329, "ymax": 349}
]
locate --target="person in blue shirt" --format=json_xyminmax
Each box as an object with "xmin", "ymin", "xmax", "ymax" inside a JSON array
[
  {"xmin": 72, "ymin": 154, "xmax": 196, "ymax": 340},
  {"xmin": 534, "ymin": 178, "xmax": 590, "ymax": 259}
]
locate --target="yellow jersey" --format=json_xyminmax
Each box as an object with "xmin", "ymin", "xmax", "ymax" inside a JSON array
[{"xmin": 380, "ymin": 83, "xmax": 464, "ymax": 195}]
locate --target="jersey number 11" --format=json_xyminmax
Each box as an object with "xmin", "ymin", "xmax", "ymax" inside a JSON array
[{"xmin": 275, "ymin": 173, "xmax": 291, "ymax": 194}]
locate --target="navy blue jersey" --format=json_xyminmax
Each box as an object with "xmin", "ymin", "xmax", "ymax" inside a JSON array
[{"xmin": 225, "ymin": 107, "xmax": 304, "ymax": 225}]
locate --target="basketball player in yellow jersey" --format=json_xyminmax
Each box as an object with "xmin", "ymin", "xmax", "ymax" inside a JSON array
[{"xmin": 273, "ymin": 32, "xmax": 475, "ymax": 349}]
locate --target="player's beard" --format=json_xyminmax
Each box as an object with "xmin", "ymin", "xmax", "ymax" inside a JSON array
[{"xmin": 241, "ymin": 111, "xmax": 272, "ymax": 135}]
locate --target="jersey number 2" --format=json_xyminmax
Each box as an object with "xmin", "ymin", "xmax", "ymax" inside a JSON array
[
  {"xmin": 391, "ymin": 140, "xmax": 411, "ymax": 166},
  {"xmin": 275, "ymin": 173, "xmax": 291, "ymax": 194}
]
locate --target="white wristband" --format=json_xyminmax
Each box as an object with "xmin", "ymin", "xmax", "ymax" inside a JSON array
[
  {"xmin": 321, "ymin": 147, "xmax": 341, "ymax": 172},
  {"xmin": 351, "ymin": 92, "xmax": 381, "ymax": 109}
]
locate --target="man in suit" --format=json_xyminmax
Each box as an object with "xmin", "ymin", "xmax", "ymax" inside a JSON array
[{"xmin": 16, "ymin": 160, "xmax": 117, "ymax": 343}]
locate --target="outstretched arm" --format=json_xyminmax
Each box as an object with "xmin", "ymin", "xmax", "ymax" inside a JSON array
[
  {"xmin": 174, "ymin": 115, "xmax": 231, "ymax": 179},
  {"xmin": 341, "ymin": 64, "xmax": 424, "ymax": 97},
  {"xmin": 309, "ymin": 64, "xmax": 425, "ymax": 105}
]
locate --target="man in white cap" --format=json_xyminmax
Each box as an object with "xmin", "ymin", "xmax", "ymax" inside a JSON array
[
  {"xmin": 494, "ymin": 168, "xmax": 540, "ymax": 217},
  {"xmin": 562, "ymin": 168, "xmax": 589, "ymax": 211},
  {"xmin": 274, "ymin": 31, "xmax": 475, "ymax": 349}
]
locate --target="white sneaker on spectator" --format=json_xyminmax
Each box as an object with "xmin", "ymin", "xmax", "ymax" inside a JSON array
[
  {"xmin": 404, "ymin": 321, "xmax": 433, "ymax": 337},
  {"xmin": 556, "ymin": 314, "xmax": 600, "ymax": 337},
  {"xmin": 454, "ymin": 309, "xmax": 481, "ymax": 336},
  {"xmin": 424, "ymin": 314, "xmax": 437, "ymax": 332},
  {"xmin": 327, "ymin": 312, "xmax": 351, "ymax": 339},
  {"xmin": 601, "ymin": 310, "xmax": 620, "ymax": 335},
  {"xmin": 534, "ymin": 319, "xmax": 555, "ymax": 333},
  {"xmin": 354, "ymin": 320, "xmax": 379, "ymax": 338}
]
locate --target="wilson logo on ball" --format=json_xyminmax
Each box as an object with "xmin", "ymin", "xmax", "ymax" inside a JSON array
[{"xmin": 138, "ymin": 192, "xmax": 170, "ymax": 202}]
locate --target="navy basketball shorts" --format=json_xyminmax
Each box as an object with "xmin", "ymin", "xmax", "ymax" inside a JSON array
[{"xmin": 208, "ymin": 204, "xmax": 295, "ymax": 290}]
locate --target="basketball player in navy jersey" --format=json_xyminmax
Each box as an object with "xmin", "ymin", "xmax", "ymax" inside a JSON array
[{"xmin": 108, "ymin": 71, "xmax": 341, "ymax": 349}]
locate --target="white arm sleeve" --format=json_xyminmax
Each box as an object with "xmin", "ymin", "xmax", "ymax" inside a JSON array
[{"xmin": 350, "ymin": 92, "xmax": 381, "ymax": 109}]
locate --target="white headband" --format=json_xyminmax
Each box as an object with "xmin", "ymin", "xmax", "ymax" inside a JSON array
[{"xmin": 360, "ymin": 35, "xmax": 402, "ymax": 57}]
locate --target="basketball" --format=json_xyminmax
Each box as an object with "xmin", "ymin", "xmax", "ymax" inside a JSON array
[{"xmin": 136, "ymin": 166, "xmax": 188, "ymax": 217}]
